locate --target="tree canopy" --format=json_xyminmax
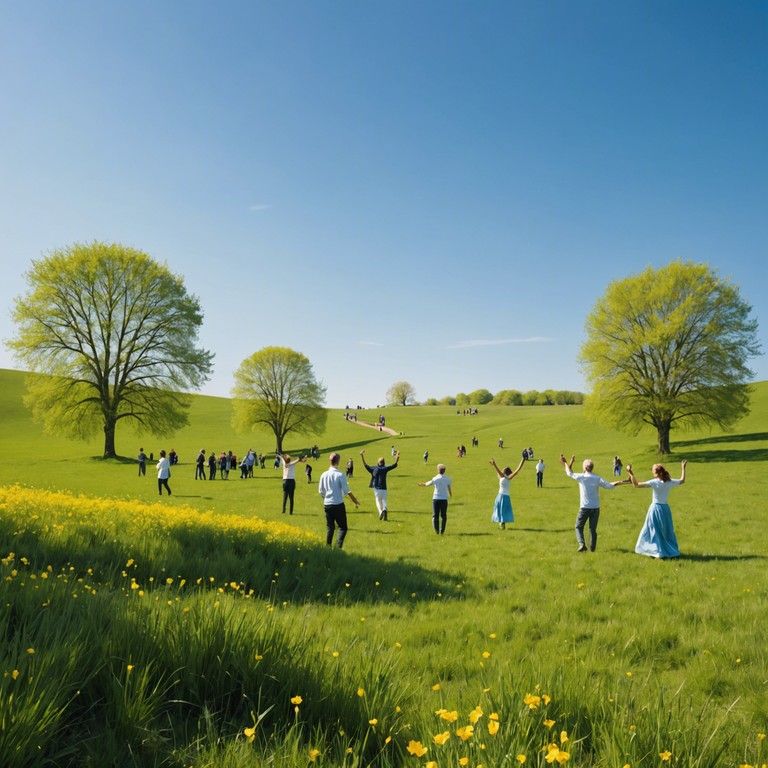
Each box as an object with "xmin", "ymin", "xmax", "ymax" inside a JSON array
[
  {"xmin": 8, "ymin": 242, "xmax": 213, "ymax": 457},
  {"xmin": 386, "ymin": 380, "xmax": 417, "ymax": 406},
  {"xmin": 231, "ymin": 347, "xmax": 327, "ymax": 453},
  {"xmin": 580, "ymin": 260, "xmax": 761, "ymax": 453}
]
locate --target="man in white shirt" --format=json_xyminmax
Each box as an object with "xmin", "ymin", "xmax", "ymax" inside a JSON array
[
  {"xmin": 535, "ymin": 458, "xmax": 545, "ymax": 488},
  {"xmin": 418, "ymin": 464, "xmax": 453, "ymax": 535},
  {"xmin": 318, "ymin": 452, "xmax": 360, "ymax": 548},
  {"xmin": 560, "ymin": 454, "xmax": 626, "ymax": 552}
]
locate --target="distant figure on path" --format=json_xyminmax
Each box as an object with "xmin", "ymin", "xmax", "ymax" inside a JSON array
[
  {"xmin": 137, "ymin": 448, "xmax": 147, "ymax": 477},
  {"xmin": 305, "ymin": 462, "xmax": 313, "ymax": 483},
  {"xmin": 560, "ymin": 454, "xmax": 626, "ymax": 552},
  {"xmin": 156, "ymin": 450, "xmax": 172, "ymax": 496},
  {"xmin": 318, "ymin": 452, "xmax": 360, "ymax": 548},
  {"xmin": 360, "ymin": 449, "xmax": 400, "ymax": 521},
  {"xmin": 489, "ymin": 456, "xmax": 526, "ymax": 530},
  {"xmin": 535, "ymin": 458, "xmax": 545, "ymax": 488},
  {"xmin": 418, "ymin": 464, "xmax": 453, "ymax": 535},
  {"xmin": 627, "ymin": 460, "xmax": 686, "ymax": 559},
  {"xmin": 613, "ymin": 455, "xmax": 623, "ymax": 477},
  {"xmin": 423, "ymin": 450, "xmax": 429, "ymax": 463}
]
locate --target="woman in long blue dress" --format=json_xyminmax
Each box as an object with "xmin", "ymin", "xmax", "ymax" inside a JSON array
[
  {"xmin": 489, "ymin": 456, "xmax": 526, "ymax": 530},
  {"xmin": 626, "ymin": 460, "xmax": 687, "ymax": 558}
]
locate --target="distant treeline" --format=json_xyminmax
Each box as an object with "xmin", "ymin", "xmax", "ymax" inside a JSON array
[{"xmin": 422, "ymin": 389, "xmax": 585, "ymax": 406}]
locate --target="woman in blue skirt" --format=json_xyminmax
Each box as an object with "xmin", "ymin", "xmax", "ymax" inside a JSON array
[
  {"xmin": 489, "ymin": 456, "xmax": 526, "ymax": 530},
  {"xmin": 626, "ymin": 460, "xmax": 687, "ymax": 558}
]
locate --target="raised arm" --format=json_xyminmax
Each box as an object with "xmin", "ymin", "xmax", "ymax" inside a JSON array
[
  {"xmin": 559, "ymin": 454, "xmax": 575, "ymax": 473},
  {"xmin": 490, "ymin": 459, "xmax": 504, "ymax": 478},
  {"xmin": 678, "ymin": 459, "xmax": 687, "ymax": 485},
  {"xmin": 508, "ymin": 455, "xmax": 526, "ymax": 479},
  {"xmin": 625, "ymin": 464, "xmax": 647, "ymax": 488},
  {"xmin": 359, "ymin": 449, "xmax": 372, "ymax": 471}
]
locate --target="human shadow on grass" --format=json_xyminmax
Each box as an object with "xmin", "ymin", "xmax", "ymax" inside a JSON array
[{"xmin": 611, "ymin": 546, "xmax": 766, "ymax": 561}]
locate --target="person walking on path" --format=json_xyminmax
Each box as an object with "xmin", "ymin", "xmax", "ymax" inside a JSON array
[
  {"xmin": 137, "ymin": 448, "xmax": 147, "ymax": 477},
  {"xmin": 535, "ymin": 458, "xmax": 545, "ymax": 488},
  {"xmin": 318, "ymin": 452, "xmax": 360, "ymax": 548},
  {"xmin": 560, "ymin": 454, "xmax": 626, "ymax": 552},
  {"xmin": 277, "ymin": 452, "xmax": 307, "ymax": 515},
  {"xmin": 360, "ymin": 449, "xmax": 400, "ymax": 521},
  {"xmin": 418, "ymin": 464, "xmax": 453, "ymax": 535},
  {"xmin": 156, "ymin": 450, "xmax": 172, "ymax": 496},
  {"xmin": 627, "ymin": 460, "xmax": 686, "ymax": 559},
  {"xmin": 489, "ymin": 456, "xmax": 526, "ymax": 530}
]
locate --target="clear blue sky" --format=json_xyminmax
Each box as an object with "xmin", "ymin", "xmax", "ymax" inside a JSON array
[{"xmin": 1, "ymin": 1, "xmax": 766, "ymax": 408}]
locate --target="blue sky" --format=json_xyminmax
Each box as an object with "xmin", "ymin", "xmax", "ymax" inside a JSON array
[{"xmin": 1, "ymin": 1, "xmax": 766, "ymax": 408}]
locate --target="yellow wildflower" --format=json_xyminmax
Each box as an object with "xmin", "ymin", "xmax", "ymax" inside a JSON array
[
  {"xmin": 432, "ymin": 683, "xmax": 441, "ymax": 691},
  {"xmin": 469, "ymin": 706, "xmax": 483, "ymax": 723},
  {"xmin": 433, "ymin": 731, "xmax": 450, "ymax": 745},
  {"xmin": 406, "ymin": 740, "xmax": 428, "ymax": 757},
  {"xmin": 488, "ymin": 719, "xmax": 500, "ymax": 735},
  {"xmin": 544, "ymin": 719, "xmax": 555, "ymax": 728},
  {"xmin": 290, "ymin": 695, "xmax": 303, "ymax": 705},
  {"xmin": 456, "ymin": 725, "xmax": 474, "ymax": 741},
  {"xmin": 516, "ymin": 757, "xmax": 527, "ymax": 764},
  {"xmin": 440, "ymin": 710, "xmax": 459, "ymax": 722},
  {"xmin": 659, "ymin": 751, "xmax": 672, "ymax": 762},
  {"xmin": 524, "ymin": 693, "xmax": 541, "ymax": 710},
  {"xmin": 309, "ymin": 748, "xmax": 321, "ymax": 761},
  {"xmin": 243, "ymin": 725, "xmax": 256, "ymax": 743},
  {"xmin": 357, "ymin": 688, "xmax": 365, "ymax": 697}
]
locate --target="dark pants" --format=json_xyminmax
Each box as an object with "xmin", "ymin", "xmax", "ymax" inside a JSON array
[
  {"xmin": 209, "ymin": 465, "xmax": 217, "ymax": 480},
  {"xmin": 325, "ymin": 503, "xmax": 348, "ymax": 548},
  {"xmin": 575, "ymin": 507, "xmax": 600, "ymax": 550},
  {"xmin": 432, "ymin": 499, "xmax": 448, "ymax": 534},
  {"xmin": 282, "ymin": 479, "xmax": 296, "ymax": 514},
  {"xmin": 536, "ymin": 471, "xmax": 543, "ymax": 487},
  {"xmin": 138, "ymin": 462, "xmax": 146, "ymax": 477},
  {"xmin": 158, "ymin": 478, "xmax": 171, "ymax": 495},
  {"xmin": 195, "ymin": 464, "xmax": 206, "ymax": 480}
]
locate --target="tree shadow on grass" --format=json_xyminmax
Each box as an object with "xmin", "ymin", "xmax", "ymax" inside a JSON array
[
  {"xmin": 671, "ymin": 432, "xmax": 768, "ymax": 463},
  {"xmin": 0, "ymin": 514, "xmax": 466, "ymax": 605}
]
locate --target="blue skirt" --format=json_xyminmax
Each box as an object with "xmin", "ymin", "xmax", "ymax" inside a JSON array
[
  {"xmin": 492, "ymin": 493, "xmax": 514, "ymax": 523},
  {"xmin": 635, "ymin": 503, "xmax": 680, "ymax": 558}
]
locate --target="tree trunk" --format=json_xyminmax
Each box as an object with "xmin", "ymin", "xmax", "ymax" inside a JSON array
[
  {"xmin": 103, "ymin": 420, "xmax": 117, "ymax": 458},
  {"xmin": 656, "ymin": 423, "xmax": 671, "ymax": 455}
]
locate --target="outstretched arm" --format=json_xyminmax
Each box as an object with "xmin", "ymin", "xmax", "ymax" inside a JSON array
[
  {"xmin": 490, "ymin": 459, "xmax": 504, "ymax": 478},
  {"xmin": 560, "ymin": 454, "xmax": 575, "ymax": 472},
  {"xmin": 678, "ymin": 459, "xmax": 687, "ymax": 485},
  {"xmin": 508, "ymin": 455, "xmax": 526, "ymax": 479}
]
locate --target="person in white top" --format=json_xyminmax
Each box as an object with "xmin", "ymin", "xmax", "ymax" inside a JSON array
[
  {"xmin": 627, "ymin": 460, "xmax": 686, "ymax": 559},
  {"xmin": 277, "ymin": 452, "xmax": 307, "ymax": 515},
  {"xmin": 560, "ymin": 454, "xmax": 627, "ymax": 552},
  {"xmin": 318, "ymin": 452, "xmax": 360, "ymax": 547},
  {"xmin": 418, "ymin": 464, "xmax": 453, "ymax": 535},
  {"xmin": 535, "ymin": 459, "xmax": 546, "ymax": 488},
  {"xmin": 156, "ymin": 450, "xmax": 172, "ymax": 496}
]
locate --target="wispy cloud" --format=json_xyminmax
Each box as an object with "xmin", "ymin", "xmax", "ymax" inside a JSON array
[
  {"xmin": 359, "ymin": 340, "xmax": 384, "ymax": 347},
  {"xmin": 447, "ymin": 337, "xmax": 553, "ymax": 349},
  {"xmin": 248, "ymin": 204, "xmax": 270, "ymax": 212}
]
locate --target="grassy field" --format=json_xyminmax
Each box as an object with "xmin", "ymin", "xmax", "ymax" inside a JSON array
[{"xmin": 1, "ymin": 368, "xmax": 766, "ymax": 767}]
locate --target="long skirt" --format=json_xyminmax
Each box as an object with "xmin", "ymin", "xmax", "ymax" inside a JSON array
[
  {"xmin": 492, "ymin": 493, "xmax": 514, "ymax": 524},
  {"xmin": 635, "ymin": 503, "xmax": 679, "ymax": 558}
]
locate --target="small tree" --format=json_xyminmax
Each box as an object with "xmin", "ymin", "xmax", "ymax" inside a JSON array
[
  {"xmin": 386, "ymin": 380, "xmax": 416, "ymax": 406},
  {"xmin": 8, "ymin": 242, "xmax": 213, "ymax": 457},
  {"xmin": 580, "ymin": 260, "xmax": 760, "ymax": 454},
  {"xmin": 232, "ymin": 347, "xmax": 327, "ymax": 453}
]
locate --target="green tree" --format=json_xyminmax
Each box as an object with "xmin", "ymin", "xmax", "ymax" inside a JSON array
[
  {"xmin": 8, "ymin": 242, "xmax": 213, "ymax": 458},
  {"xmin": 386, "ymin": 380, "xmax": 417, "ymax": 406},
  {"xmin": 492, "ymin": 389, "xmax": 523, "ymax": 406},
  {"xmin": 580, "ymin": 260, "xmax": 760, "ymax": 454},
  {"xmin": 232, "ymin": 347, "xmax": 327, "ymax": 453},
  {"xmin": 469, "ymin": 388, "xmax": 494, "ymax": 405}
]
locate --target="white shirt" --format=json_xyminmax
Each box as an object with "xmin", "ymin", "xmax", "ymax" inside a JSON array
[
  {"xmin": 318, "ymin": 466, "xmax": 350, "ymax": 505},
  {"xmin": 156, "ymin": 457, "xmax": 171, "ymax": 479},
  {"xmin": 425, "ymin": 473, "xmax": 452, "ymax": 500},
  {"xmin": 645, "ymin": 477, "xmax": 682, "ymax": 505},
  {"xmin": 536, "ymin": 460, "xmax": 545, "ymax": 473},
  {"xmin": 564, "ymin": 468, "xmax": 613, "ymax": 508},
  {"xmin": 497, "ymin": 476, "xmax": 510, "ymax": 496}
]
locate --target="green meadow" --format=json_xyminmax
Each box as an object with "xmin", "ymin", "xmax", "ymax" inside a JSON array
[{"xmin": 1, "ymin": 368, "xmax": 766, "ymax": 767}]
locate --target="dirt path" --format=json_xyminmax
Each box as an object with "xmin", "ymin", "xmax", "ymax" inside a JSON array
[{"xmin": 345, "ymin": 418, "xmax": 399, "ymax": 436}]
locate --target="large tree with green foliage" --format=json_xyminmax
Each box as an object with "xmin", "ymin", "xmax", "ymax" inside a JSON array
[
  {"xmin": 386, "ymin": 380, "xmax": 417, "ymax": 406},
  {"xmin": 580, "ymin": 260, "xmax": 760, "ymax": 454},
  {"xmin": 232, "ymin": 347, "xmax": 327, "ymax": 453},
  {"xmin": 8, "ymin": 242, "xmax": 213, "ymax": 458}
]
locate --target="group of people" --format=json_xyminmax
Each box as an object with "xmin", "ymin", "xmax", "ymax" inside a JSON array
[{"xmin": 147, "ymin": 442, "xmax": 687, "ymax": 560}]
